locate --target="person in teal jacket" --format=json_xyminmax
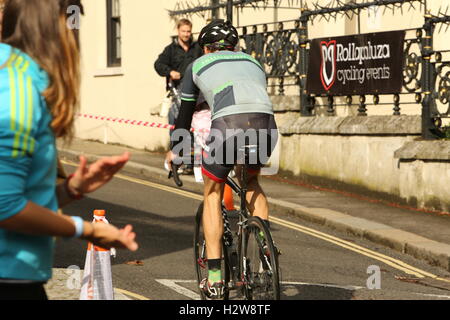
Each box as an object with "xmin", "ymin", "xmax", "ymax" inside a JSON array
[{"xmin": 0, "ymin": 0, "xmax": 138, "ymax": 300}]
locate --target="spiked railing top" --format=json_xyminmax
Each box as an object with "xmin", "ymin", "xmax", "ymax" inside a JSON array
[
  {"xmin": 300, "ymin": 0, "xmax": 425, "ymax": 23},
  {"xmin": 427, "ymin": 6, "xmax": 450, "ymax": 33},
  {"xmin": 169, "ymin": 0, "xmax": 448, "ymax": 32},
  {"xmin": 169, "ymin": 0, "xmax": 303, "ymax": 18},
  {"xmin": 170, "ymin": 0, "xmax": 264, "ymax": 17},
  {"xmin": 169, "ymin": 0, "xmax": 427, "ymax": 21}
]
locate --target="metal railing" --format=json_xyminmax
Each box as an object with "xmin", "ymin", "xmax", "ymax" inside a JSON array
[
  {"xmin": 169, "ymin": 0, "xmax": 450, "ymax": 139},
  {"xmin": 240, "ymin": 20, "xmax": 302, "ymax": 95}
]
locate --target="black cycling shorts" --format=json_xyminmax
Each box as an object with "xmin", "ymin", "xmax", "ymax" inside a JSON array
[{"xmin": 201, "ymin": 113, "xmax": 278, "ymax": 183}]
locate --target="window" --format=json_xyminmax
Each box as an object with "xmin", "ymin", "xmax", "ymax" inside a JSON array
[{"xmin": 107, "ymin": 0, "xmax": 121, "ymax": 67}]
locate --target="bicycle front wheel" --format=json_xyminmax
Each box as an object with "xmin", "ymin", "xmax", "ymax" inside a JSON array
[
  {"xmin": 241, "ymin": 216, "xmax": 280, "ymax": 300},
  {"xmin": 193, "ymin": 202, "xmax": 230, "ymax": 300}
]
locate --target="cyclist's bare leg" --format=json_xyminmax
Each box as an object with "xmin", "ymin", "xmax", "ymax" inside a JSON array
[
  {"xmin": 202, "ymin": 175, "xmax": 225, "ymax": 260},
  {"xmin": 235, "ymin": 166, "xmax": 269, "ymax": 221}
]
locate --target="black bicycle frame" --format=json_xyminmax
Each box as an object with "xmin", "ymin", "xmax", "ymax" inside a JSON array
[
  {"xmin": 221, "ymin": 146, "xmax": 255, "ymax": 286},
  {"xmin": 224, "ymin": 146, "xmax": 253, "ymax": 221}
]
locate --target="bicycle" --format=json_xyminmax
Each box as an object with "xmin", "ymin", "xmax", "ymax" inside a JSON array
[
  {"xmin": 167, "ymin": 137, "xmax": 199, "ymax": 188},
  {"xmin": 166, "ymin": 80, "xmax": 196, "ymax": 184},
  {"xmin": 193, "ymin": 145, "xmax": 281, "ymax": 300}
]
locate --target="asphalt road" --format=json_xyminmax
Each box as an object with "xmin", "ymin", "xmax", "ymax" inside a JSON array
[{"xmin": 55, "ymin": 164, "xmax": 450, "ymax": 300}]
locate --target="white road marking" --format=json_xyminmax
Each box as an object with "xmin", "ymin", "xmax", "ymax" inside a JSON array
[
  {"xmin": 156, "ymin": 279, "xmax": 365, "ymax": 300},
  {"xmin": 414, "ymin": 293, "xmax": 450, "ymax": 299},
  {"xmin": 155, "ymin": 279, "xmax": 201, "ymax": 300},
  {"xmin": 282, "ymin": 281, "xmax": 364, "ymax": 291}
]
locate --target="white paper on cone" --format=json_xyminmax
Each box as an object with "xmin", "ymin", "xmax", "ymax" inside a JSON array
[{"xmin": 79, "ymin": 215, "xmax": 115, "ymax": 300}]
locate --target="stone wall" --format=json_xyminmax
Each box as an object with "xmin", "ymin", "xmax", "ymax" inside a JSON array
[
  {"xmin": 395, "ymin": 141, "xmax": 450, "ymax": 211},
  {"xmin": 274, "ymin": 114, "xmax": 450, "ymax": 212}
]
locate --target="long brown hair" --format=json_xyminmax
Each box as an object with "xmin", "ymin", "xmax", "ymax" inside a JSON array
[
  {"xmin": 1, "ymin": 0, "xmax": 84, "ymax": 139},
  {"xmin": 0, "ymin": 0, "xmax": 5, "ymax": 38}
]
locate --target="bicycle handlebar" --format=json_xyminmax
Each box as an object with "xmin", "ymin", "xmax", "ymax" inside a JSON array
[{"xmin": 168, "ymin": 162, "xmax": 183, "ymax": 187}]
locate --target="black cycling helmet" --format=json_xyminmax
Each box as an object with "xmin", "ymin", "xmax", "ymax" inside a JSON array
[{"xmin": 198, "ymin": 19, "xmax": 239, "ymax": 50}]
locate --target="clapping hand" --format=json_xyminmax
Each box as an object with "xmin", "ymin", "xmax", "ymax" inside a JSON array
[{"xmin": 67, "ymin": 152, "xmax": 130, "ymax": 197}]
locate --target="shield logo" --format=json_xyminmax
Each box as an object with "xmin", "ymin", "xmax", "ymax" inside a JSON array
[{"xmin": 320, "ymin": 40, "xmax": 337, "ymax": 91}]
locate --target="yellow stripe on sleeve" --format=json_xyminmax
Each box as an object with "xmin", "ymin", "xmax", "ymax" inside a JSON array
[
  {"xmin": 7, "ymin": 64, "xmax": 20, "ymax": 158},
  {"xmin": 12, "ymin": 69, "xmax": 25, "ymax": 158},
  {"xmin": 7, "ymin": 65, "xmax": 17, "ymax": 132},
  {"xmin": 22, "ymin": 76, "xmax": 34, "ymax": 155}
]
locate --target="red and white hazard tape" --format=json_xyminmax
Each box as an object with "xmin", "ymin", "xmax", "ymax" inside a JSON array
[{"xmin": 77, "ymin": 113, "xmax": 210, "ymax": 133}]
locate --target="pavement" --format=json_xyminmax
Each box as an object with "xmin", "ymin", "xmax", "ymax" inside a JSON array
[
  {"xmin": 52, "ymin": 137, "xmax": 450, "ymax": 300},
  {"xmin": 44, "ymin": 269, "xmax": 131, "ymax": 300}
]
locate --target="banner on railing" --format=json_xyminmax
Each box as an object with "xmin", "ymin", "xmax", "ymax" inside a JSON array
[{"xmin": 306, "ymin": 30, "xmax": 405, "ymax": 95}]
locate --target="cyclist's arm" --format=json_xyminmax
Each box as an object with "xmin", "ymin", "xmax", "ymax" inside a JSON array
[{"xmin": 170, "ymin": 101, "xmax": 196, "ymax": 152}]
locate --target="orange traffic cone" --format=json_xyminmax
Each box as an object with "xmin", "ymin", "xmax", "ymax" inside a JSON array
[
  {"xmin": 223, "ymin": 184, "xmax": 235, "ymax": 211},
  {"xmin": 80, "ymin": 210, "xmax": 115, "ymax": 300}
]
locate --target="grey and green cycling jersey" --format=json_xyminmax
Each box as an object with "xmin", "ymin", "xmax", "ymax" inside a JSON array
[{"xmin": 180, "ymin": 50, "xmax": 273, "ymax": 121}]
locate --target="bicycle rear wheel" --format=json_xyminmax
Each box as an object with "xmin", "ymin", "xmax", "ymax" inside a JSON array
[
  {"xmin": 241, "ymin": 216, "xmax": 280, "ymax": 300},
  {"xmin": 193, "ymin": 202, "xmax": 230, "ymax": 300}
]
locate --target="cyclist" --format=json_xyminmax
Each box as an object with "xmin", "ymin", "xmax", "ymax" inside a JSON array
[{"xmin": 165, "ymin": 20, "xmax": 278, "ymax": 299}]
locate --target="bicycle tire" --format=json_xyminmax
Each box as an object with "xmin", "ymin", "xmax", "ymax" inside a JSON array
[
  {"xmin": 193, "ymin": 202, "xmax": 230, "ymax": 300},
  {"xmin": 241, "ymin": 216, "xmax": 280, "ymax": 300}
]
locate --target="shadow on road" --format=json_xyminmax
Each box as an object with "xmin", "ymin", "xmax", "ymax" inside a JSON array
[
  {"xmin": 54, "ymin": 196, "xmax": 196, "ymax": 268},
  {"xmin": 281, "ymin": 284, "xmax": 355, "ymax": 300}
]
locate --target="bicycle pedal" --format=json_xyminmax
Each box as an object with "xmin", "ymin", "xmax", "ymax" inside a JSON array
[{"xmin": 227, "ymin": 281, "xmax": 239, "ymax": 290}]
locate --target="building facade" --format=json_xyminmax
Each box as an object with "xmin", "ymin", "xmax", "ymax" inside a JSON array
[{"xmin": 75, "ymin": 0, "xmax": 448, "ymax": 150}]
